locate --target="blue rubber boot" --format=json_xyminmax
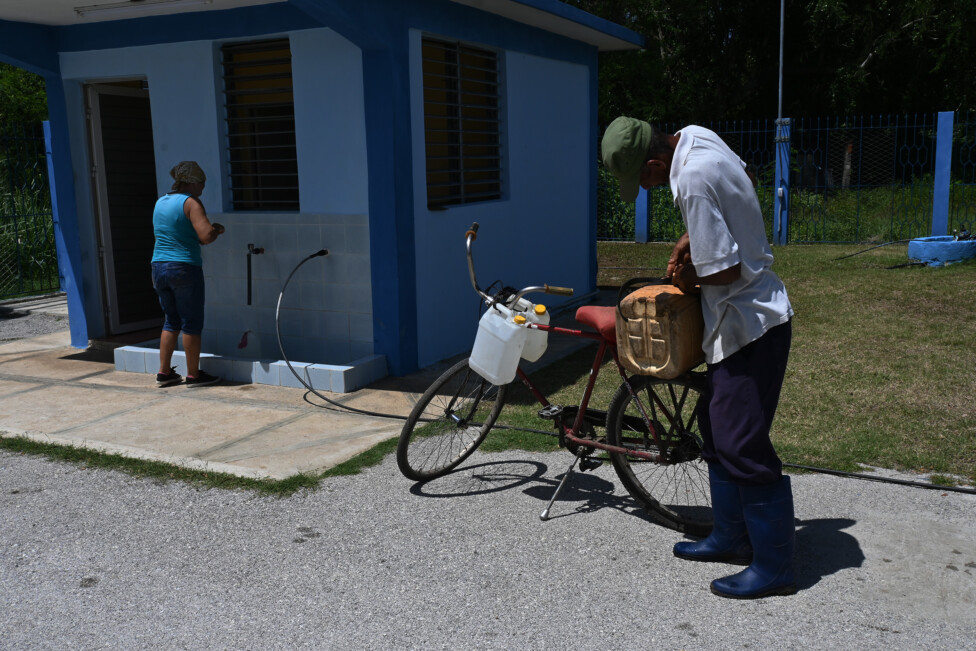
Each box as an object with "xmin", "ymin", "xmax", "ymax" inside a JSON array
[
  {"xmin": 673, "ymin": 463, "xmax": 753, "ymax": 565},
  {"xmin": 710, "ymin": 475, "xmax": 797, "ymax": 599}
]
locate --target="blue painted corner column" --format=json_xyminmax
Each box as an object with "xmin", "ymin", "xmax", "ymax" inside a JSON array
[
  {"xmin": 773, "ymin": 118, "xmax": 791, "ymax": 246},
  {"xmin": 43, "ymin": 80, "xmax": 89, "ymax": 348},
  {"xmin": 931, "ymin": 111, "xmax": 954, "ymax": 236}
]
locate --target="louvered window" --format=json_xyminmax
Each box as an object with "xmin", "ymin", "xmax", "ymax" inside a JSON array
[
  {"xmin": 221, "ymin": 39, "xmax": 299, "ymax": 211},
  {"xmin": 422, "ymin": 38, "xmax": 502, "ymax": 209}
]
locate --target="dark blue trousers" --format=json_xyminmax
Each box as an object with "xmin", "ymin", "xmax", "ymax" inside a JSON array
[{"xmin": 698, "ymin": 321, "xmax": 792, "ymax": 486}]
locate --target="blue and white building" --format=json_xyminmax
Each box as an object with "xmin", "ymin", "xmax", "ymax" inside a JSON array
[{"xmin": 0, "ymin": 0, "xmax": 641, "ymax": 389}]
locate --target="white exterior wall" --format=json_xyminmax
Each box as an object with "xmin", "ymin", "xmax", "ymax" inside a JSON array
[
  {"xmin": 58, "ymin": 28, "xmax": 373, "ymax": 365},
  {"xmin": 408, "ymin": 30, "xmax": 592, "ymax": 367}
]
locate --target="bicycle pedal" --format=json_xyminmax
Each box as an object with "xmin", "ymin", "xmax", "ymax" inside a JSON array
[
  {"xmin": 579, "ymin": 458, "xmax": 603, "ymax": 472},
  {"xmin": 538, "ymin": 405, "xmax": 564, "ymax": 420}
]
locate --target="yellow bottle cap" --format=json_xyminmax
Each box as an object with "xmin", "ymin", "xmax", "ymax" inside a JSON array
[
  {"xmin": 513, "ymin": 314, "xmax": 527, "ymax": 325},
  {"xmin": 534, "ymin": 304, "xmax": 547, "ymax": 315}
]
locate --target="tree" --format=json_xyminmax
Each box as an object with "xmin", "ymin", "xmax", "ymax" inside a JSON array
[
  {"xmin": 0, "ymin": 63, "xmax": 47, "ymax": 124},
  {"xmin": 568, "ymin": 0, "xmax": 976, "ymax": 124}
]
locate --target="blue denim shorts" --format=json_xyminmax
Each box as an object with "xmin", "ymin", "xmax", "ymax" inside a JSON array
[{"xmin": 151, "ymin": 261, "xmax": 205, "ymax": 335}]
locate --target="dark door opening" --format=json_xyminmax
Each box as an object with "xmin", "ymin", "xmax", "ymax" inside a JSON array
[{"xmin": 86, "ymin": 82, "xmax": 161, "ymax": 334}]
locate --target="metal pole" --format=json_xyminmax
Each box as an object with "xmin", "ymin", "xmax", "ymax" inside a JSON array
[
  {"xmin": 772, "ymin": 0, "xmax": 789, "ymax": 245},
  {"xmin": 778, "ymin": 0, "xmax": 784, "ymax": 120}
]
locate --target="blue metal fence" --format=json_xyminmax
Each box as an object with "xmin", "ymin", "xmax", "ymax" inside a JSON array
[
  {"xmin": 598, "ymin": 118, "xmax": 778, "ymax": 242},
  {"xmin": 0, "ymin": 121, "xmax": 58, "ymax": 299},
  {"xmin": 598, "ymin": 111, "xmax": 976, "ymax": 244}
]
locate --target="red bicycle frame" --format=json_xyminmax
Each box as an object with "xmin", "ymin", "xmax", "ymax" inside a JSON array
[{"xmin": 512, "ymin": 321, "xmax": 680, "ymax": 465}]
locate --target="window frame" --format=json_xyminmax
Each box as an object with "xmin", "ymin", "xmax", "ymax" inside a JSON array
[
  {"xmin": 421, "ymin": 36, "xmax": 504, "ymax": 210},
  {"xmin": 220, "ymin": 37, "xmax": 299, "ymax": 212}
]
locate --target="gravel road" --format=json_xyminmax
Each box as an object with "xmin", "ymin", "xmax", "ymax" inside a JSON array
[
  {"xmin": 2, "ymin": 448, "xmax": 974, "ymax": 650},
  {"xmin": 0, "ymin": 305, "xmax": 68, "ymax": 342}
]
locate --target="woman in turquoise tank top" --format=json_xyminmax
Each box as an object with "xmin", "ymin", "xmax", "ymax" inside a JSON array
[{"xmin": 151, "ymin": 161, "xmax": 225, "ymax": 388}]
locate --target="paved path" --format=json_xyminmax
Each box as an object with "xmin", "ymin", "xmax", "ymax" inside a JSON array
[
  {"xmin": 1, "ymin": 448, "xmax": 974, "ymax": 649},
  {"xmin": 0, "ymin": 329, "xmax": 415, "ymax": 479}
]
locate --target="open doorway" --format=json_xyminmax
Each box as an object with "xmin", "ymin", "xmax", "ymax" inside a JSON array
[{"xmin": 86, "ymin": 81, "xmax": 160, "ymax": 335}]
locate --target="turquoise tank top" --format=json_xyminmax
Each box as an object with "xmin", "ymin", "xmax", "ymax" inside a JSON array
[{"xmin": 151, "ymin": 193, "xmax": 202, "ymax": 266}]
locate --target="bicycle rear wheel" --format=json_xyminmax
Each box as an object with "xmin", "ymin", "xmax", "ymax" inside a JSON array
[
  {"xmin": 397, "ymin": 357, "xmax": 509, "ymax": 481},
  {"xmin": 605, "ymin": 374, "xmax": 712, "ymax": 536}
]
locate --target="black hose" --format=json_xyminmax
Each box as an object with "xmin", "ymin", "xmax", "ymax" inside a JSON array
[
  {"xmin": 833, "ymin": 240, "xmax": 911, "ymax": 260},
  {"xmin": 783, "ymin": 463, "xmax": 976, "ymax": 495},
  {"xmin": 275, "ymin": 249, "xmax": 409, "ymax": 421},
  {"xmin": 276, "ymin": 251, "xmax": 974, "ymax": 494}
]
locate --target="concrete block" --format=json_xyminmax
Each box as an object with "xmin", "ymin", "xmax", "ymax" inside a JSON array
[
  {"xmin": 304, "ymin": 364, "xmax": 333, "ymax": 393},
  {"xmin": 237, "ymin": 359, "xmax": 257, "ymax": 383},
  {"xmin": 113, "ymin": 348, "xmax": 127, "ymax": 372},
  {"xmin": 170, "ymin": 351, "xmax": 187, "ymax": 377},
  {"xmin": 276, "ymin": 361, "xmax": 310, "ymax": 388},
  {"xmin": 330, "ymin": 366, "xmax": 354, "ymax": 393},
  {"xmin": 120, "ymin": 347, "xmax": 147, "ymax": 373},
  {"xmin": 252, "ymin": 361, "xmax": 279, "ymax": 386},
  {"xmin": 202, "ymin": 356, "xmax": 232, "ymax": 381}
]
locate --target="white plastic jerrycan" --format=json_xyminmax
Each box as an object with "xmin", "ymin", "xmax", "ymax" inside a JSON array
[
  {"xmin": 514, "ymin": 298, "xmax": 550, "ymax": 362},
  {"xmin": 468, "ymin": 303, "xmax": 527, "ymax": 385}
]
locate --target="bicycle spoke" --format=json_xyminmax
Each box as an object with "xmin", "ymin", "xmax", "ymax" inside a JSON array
[
  {"xmin": 607, "ymin": 375, "xmax": 712, "ymax": 536},
  {"xmin": 398, "ymin": 358, "xmax": 508, "ymax": 481}
]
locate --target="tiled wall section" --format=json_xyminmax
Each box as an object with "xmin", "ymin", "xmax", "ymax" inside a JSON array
[
  {"xmin": 115, "ymin": 346, "xmax": 388, "ymax": 393},
  {"xmin": 199, "ymin": 212, "xmax": 374, "ymax": 365}
]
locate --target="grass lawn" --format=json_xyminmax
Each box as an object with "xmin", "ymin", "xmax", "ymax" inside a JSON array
[{"xmin": 469, "ymin": 241, "xmax": 976, "ymax": 487}]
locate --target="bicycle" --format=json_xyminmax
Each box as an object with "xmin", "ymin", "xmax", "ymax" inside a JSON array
[{"xmin": 396, "ymin": 223, "xmax": 712, "ymax": 535}]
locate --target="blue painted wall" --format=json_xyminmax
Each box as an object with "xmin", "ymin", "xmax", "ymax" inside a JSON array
[
  {"xmin": 59, "ymin": 28, "xmax": 372, "ymax": 364},
  {"xmin": 408, "ymin": 33, "xmax": 595, "ymax": 367},
  {"xmin": 2, "ymin": 0, "xmax": 617, "ymax": 375}
]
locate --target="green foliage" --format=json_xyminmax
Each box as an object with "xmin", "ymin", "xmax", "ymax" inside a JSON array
[
  {"xmin": 596, "ymin": 166, "xmax": 635, "ymax": 240},
  {"xmin": 0, "ymin": 223, "xmax": 59, "ymax": 298},
  {"xmin": 566, "ymin": 0, "xmax": 976, "ymax": 126},
  {"xmin": 788, "ymin": 184, "xmax": 942, "ymax": 243},
  {"xmin": 1, "ymin": 120, "xmax": 58, "ymax": 299},
  {"xmin": 0, "ymin": 63, "xmax": 47, "ymax": 123}
]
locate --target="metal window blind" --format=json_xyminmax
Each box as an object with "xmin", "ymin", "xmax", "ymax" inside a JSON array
[
  {"xmin": 423, "ymin": 38, "xmax": 501, "ymax": 208},
  {"xmin": 222, "ymin": 39, "xmax": 299, "ymax": 211}
]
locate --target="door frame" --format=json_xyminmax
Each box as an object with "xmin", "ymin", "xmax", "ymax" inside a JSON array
[{"xmin": 85, "ymin": 81, "xmax": 161, "ymax": 334}]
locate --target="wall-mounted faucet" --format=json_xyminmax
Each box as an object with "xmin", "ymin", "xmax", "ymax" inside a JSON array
[{"xmin": 247, "ymin": 243, "xmax": 265, "ymax": 306}]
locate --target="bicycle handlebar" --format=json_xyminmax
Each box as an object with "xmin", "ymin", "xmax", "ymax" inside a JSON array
[
  {"xmin": 465, "ymin": 222, "xmax": 574, "ymax": 307},
  {"xmin": 544, "ymin": 284, "xmax": 574, "ymax": 296}
]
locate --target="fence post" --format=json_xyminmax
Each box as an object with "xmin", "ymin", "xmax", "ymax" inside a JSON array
[
  {"xmin": 931, "ymin": 111, "xmax": 954, "ymax": 236},
  {"xmin": 773, "ymin": 118, "xmax": 791, "ymax": 245},
  {"xmin": 634, "ymin": 186, "xmax": 649, "ymax": 243}
]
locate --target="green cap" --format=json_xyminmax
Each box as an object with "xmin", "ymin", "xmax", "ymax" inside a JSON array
[{"xmin": 601, "ymin": 116, "xmax": 653, "ymax": 202}]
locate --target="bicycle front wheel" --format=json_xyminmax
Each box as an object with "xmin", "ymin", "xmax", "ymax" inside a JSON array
[
  {"xmin": 397, "ymin": 357, "xmax": 509, "ymax": 481},
  {"xmin": 606, "ymin": 374, "xmax": 712, "ymax": 536}
]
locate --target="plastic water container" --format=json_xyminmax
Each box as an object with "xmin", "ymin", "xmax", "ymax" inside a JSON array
[
  {"xmin": 469, "ymin": 304, "xmax": 527, "ymax": 385},
  {"xmin": 514, "ymin": 299, "xmax": 550, "ymax": 362},
  {"xmin": 615, "ymin": 284, "xmax": 704, "ymax": 379}
]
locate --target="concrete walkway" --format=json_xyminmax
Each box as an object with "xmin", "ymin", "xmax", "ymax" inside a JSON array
[
  {"xmin": 0, "ymin": 328, "xmax": 419, "ymax": 479},
  {"xmin": 0, "ymin": 292, "xmax": 598, "ymax": 480}
]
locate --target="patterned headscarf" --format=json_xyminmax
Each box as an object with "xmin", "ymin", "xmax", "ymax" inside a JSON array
[{"xmin": 169, "ymin": 161, "xmax": 207, "ymax": 190}]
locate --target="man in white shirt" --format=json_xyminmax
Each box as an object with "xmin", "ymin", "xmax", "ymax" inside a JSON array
[{"xmin": 602, "ymin": 116, "xmax": 796, "ymax": 599}]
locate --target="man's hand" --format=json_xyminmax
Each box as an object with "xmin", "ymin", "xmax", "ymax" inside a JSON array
[
  {"xmin": 667, "ymin": 232, "xmax": 691, "ymax": 279},
  {"xmin": 671, "ymin": 262, "xmax": 701, "ymax": 294}
]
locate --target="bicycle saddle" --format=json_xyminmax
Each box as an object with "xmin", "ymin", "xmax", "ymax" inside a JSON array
[{"xmin": 575, "ymin": 305, "xmax": 617, "ymax": 343}]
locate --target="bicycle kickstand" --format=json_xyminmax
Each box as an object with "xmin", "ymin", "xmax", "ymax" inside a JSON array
[{"xmin": 539, "ymin": 449, "xmax": 586, "ymax": 521}]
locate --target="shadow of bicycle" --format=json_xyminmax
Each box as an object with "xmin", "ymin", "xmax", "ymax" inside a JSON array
[{"xmin": 407, "ymin": 458, "xmax": 664, "ymax": 524}]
